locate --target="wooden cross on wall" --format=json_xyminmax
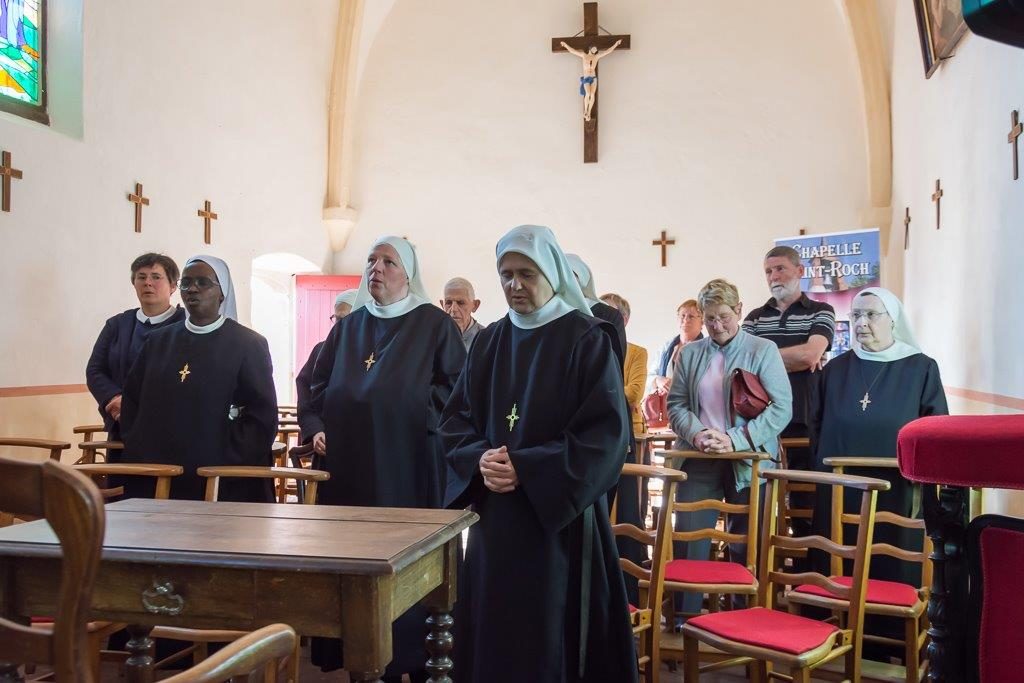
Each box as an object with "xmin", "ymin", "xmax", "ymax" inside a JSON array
[
  {"xmin": 904, "ymin": 207, "xmax": 911, "ymax": 250},
  {"xmin": 1009, "ymin": 110, "xmax": 1023, "ymax": 180},
  {"xmin": 0, "ymin": 151, "xmax": 23, "ymax": 213},
  {"xmin": 931, "ymin": 179, "xmax": 943, "ymax": 230},
  {"xmin": 127, "ymin": 183, "xmax": 150, "ymax": 233},
  {"xmin": 552, "ymin": 3, "xmax": 631, "ymax": 163},
  {"xmin": 652, "ymin": 230, "xmax": 675, "ymax": 267},
  {"xmin": 198, "ymin": 200, "xmax": 218, "ymax": 244}
]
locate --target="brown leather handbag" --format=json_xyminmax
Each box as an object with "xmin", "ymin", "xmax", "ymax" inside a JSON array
[
  {"xmin": 730, "ymin": 368, "xmax": 772, "ymax": 420},
  {"xmin": 642, "ymin": 392, "xmax": 669, "ymax": 430}
]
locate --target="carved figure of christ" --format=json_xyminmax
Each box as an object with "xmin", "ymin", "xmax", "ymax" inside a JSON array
[{"xmin": 559, "ymin": 39, "xmax": 622, "ymax": 122}]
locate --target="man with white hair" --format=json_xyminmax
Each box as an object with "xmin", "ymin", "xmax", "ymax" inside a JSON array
[{"xmin": 440, "ymin": 276, "xmax": 484, "ymax": 350}]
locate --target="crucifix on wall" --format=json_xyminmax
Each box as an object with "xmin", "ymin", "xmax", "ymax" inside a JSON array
[
  {"xmin": 931, "ymin": 179, "xmax": 943, "ymax": 230},
  {"xmin": 904, "ymin": 207, "xmax": 911, "ymax": 250},
  {"xmin": 0, "ymin": 151, "xmax": 23, "ymax": 213},
  {"xmin": 552, "ymin": 2, "xmax": 631, "ymax": 163},
  {"xmin": 198, "ymin": 200, "xmax": 218, "ymax": 245},
  {"xmin": 127, "ymin": 183, "xmax": 150, "ymax": 233},
  {"xmin": 652, "ymin": 230, "xmax": 675, "ymax": 267}
]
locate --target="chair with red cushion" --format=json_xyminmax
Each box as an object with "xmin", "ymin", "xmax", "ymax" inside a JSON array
[
  {"xmin": 610, "ymin": 463, "xmax": 686, "ymax": 683},
  {"xmin": 898, "ymin": 414, "xmax": 1024, "ymax": 683},
  {"xmin": 681, "ymin": 469, "xmax": 890, "ymax": 683},
  {"xmin": 787, "ymin": 457, "xmax": 931, "ymax": 682}
]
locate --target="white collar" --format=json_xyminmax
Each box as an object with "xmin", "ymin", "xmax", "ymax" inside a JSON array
[
  {"xmin": 136, "ymin": 306, "xmax": 177, "ymax": 324},
  {"xmin": 508, "ymin": 295, "xmax": 575, "ymax": 330},
  {"xmin": 364, "ymin": 293, "xmax": 430, "ymax": 319},
  {"xmin": 185, "ymin": 315, "xmax": 227, "ymax": 335}
]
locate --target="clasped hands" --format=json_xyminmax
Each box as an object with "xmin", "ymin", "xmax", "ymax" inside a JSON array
[
  {"xmin": 479, "ymin": 446, "xmax": 519, "ymax": 493},
  {"xmin": 694, "ymin": 429, "xmax": 735, "ymax": 454}
]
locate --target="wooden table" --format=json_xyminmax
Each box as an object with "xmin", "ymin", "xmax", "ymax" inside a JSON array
[{"xmin": 0, "ymin": 499, "xmax": 476, "ymax": 682}]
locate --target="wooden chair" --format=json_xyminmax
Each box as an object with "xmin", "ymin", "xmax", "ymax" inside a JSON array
[
  {"xmin": 611, "ymin": 463, "xmax": 686, "ymax": 683},
  {"xmin": 74, "ymin": 463, "xmax": 184, "ymax": 500},
  {"xmin": 72, "ymin": 425, "xmax": 106, "ymax": 445},
  {"xmin": 0, "ymin": 454, "xmax": 298, "ymax": 683},
  {"xmin": 786, "ymin": 457, "xmax": 931, "ymax": 683},
  {"xmin": 681, "ymin": 469, "xmax": 890, "ymax": 683},
  {"xmin": 159, "ymin": 623, "xmax": 298, "ymax": 683},
  {"xmin": 657, "ymin": 451, "xmax": 767, "ymax": 672},
  {"xmin": 775, "ymin": 437, "xmax": 814, "ymax": 570},
  {"xmin": 76, "ymin": 440, "xmax": 123, "ymax": 465},
  {"xmin": 198, "ymin": 466, "xmax": 331, "ymax": 505},
  {"xmin": 0, "ymin": 438, "xmax": 71, "ymax": 461}
]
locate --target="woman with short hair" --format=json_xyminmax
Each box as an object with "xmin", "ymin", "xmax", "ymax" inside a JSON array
[
  {"xmin": 667, "ymin": 278, "xmax": 792, "ymax": 617},
  {"xmin": 86, "ymin": 252, "xmax": 185, "ymax": 447}
]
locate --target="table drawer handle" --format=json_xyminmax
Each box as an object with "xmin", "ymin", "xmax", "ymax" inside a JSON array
[{"xmin": 141, "ymin": 580, "xmax": 185, "ymax": 616}]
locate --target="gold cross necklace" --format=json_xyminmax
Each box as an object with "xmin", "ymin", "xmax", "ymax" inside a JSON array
[
  {"xmin": 506, "ymin": 403, "xmax": 520, "ymax": 431},
  {"xmin": 364, "ymin": 352, "xmax": 376, "ymax": 371},
  {"xmin": 178, "ymin": 363, "xmax": 191, "ymax": 382},
  {"xmin": 857, "ymin": 362, "xmax": 886, "ymax": 412}
]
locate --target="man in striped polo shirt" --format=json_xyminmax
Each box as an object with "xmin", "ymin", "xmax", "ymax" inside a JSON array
[{"xmin": 743, "ymin": 246, "xmax": 835, "ymax": 549}]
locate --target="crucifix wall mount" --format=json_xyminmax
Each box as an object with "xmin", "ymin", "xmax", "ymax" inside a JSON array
[
  {"xmin": 1009, "ymin": 110, "xmax": 1022, "ymax": 180},
  {"xmin": 931, "ymin": 179, "xmax": 943, "ymax": 230},
  {"xmin": 0, "ymin": 150, "xmax": 23, "ymax": 213},
  {"xmin": 651, "ymin": 230, "xmax": 675, "ymax": 267},
  {"xmin": 552, "ymin": 2, "xmax": 631, "ymax": 163}
]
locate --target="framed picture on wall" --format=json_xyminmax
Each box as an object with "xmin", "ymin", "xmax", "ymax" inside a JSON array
[{"xmin": 914, "ymin": 0, "xmax": 969, "ymax": 78}]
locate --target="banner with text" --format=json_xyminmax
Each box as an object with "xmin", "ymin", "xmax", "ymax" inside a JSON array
[{"xmin": 774, "ymin": 228, "xmax": 881, "ymax": 359}]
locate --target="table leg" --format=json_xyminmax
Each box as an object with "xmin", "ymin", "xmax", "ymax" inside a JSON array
[
  {"xmin": 125, "ymin": 624, "xmax": 155, "ymax": 683},
  {"xmin": 425, "ymin": 608, "xmax": 454, "ymax": 683}
]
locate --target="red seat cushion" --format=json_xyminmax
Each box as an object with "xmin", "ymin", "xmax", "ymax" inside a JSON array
[
  {"xmin": 688, "ymin": 607, "xmax": 839, "ymax": 655},
  {"xmin": 793, "ymin": 576, "xmax": 920, "ymax": 608},
  {"xmin": 30, "ymin": 617, "xmax": 54, "ymax": 624},
  {"xmin": 628, "ymin": 603, "xmax": 638, "ymax": 613},
  {"xmin": 664, "ymin": 559, "xmax": 756, "ymax": 585},
  {"xmin": 898, "ymin": 415, "xmax": 1024, "ymax": 489}
]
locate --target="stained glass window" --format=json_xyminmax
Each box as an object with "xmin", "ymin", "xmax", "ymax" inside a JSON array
[{"xmin": 0, "ymin": 0, "xmax": 46, "ymax": 123}]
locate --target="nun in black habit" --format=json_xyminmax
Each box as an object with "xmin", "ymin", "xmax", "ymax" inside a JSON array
[
  {"xmin": 304, "ymin": 236, "xmax": 466, "ymax": 682},
  {"xmin": 120, "ymin": 255, "xmax": 277, "ymax": 503},
  {"xmin": 442, "ymin": 225, "xmax": 638, "ymax": 683}
]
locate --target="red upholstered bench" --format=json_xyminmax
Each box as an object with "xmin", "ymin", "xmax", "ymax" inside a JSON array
[{"xmin": 898, "ymin": 414, "xmax": 1024, "ymax": 683}]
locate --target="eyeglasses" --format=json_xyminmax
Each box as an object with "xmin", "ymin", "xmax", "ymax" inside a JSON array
[
  {"xmin": 850, "ymin": 310, "xmax": 888, "ymax": 322},
  {"xmin": 677, "ymin": 313, "xmax": 701, "ymax": 321},
  {"xmin": 177, "ymin": 276, "xmax": 220, "ymax": 291},
  {"xmin": 704, "ymin": 314, "xmax": 735, "ymax": 326}
]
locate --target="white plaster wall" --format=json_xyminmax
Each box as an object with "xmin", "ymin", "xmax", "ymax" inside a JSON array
[
  {"xmin": 889, "ymin": 3, "xmax": 1024, "ymax": 406},
  {"xmin": 341, "ymin": 0, "xmax": 872, "ymax": 362},
  {"xmin": 0, "ymin": 0, "xmax": 337, "ymax": 393}
]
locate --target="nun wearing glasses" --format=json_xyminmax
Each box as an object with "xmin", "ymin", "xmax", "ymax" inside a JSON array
[{"xmin": 120, "ymin": 255, "xmax": 277, "ymax": 503}]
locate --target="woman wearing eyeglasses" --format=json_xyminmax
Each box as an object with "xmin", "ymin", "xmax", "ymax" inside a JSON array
[
  {"xmin": 85, "ymin": 253, "xmax": 186, "ymax": 449},
  {"xmin": 120, "ymin": 255, "xmax": 278, "ymax": 502},
  {"xmin": 667, "ymin": 279, "xmax": 792, "ymax": 618},
  {"xmin": 808, "ymin": 287, "xmax": 947, "ymax": 591}
]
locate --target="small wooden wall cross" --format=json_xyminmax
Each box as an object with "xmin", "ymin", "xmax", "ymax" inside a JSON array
[
  {"xmin": 904, "ymin": 207, "xmax": 911, "ymax": 250},
  {"xmin": 127, "ymin": 183, "xmax": 150, "ymax": 233},
  {"xmin": 651, "ymin": 230, "xmax": 675, "ymax": 267},
  {"xmin": 931, "ymin": 179, "xmax": 943, "ymax": 230},
  {"xmin": 552, "ymin": 3, "xmax": 631, "ymax": 163},
  {"xmin": 0, "ymin": 151, "xmax": 23, "ymax": 213},
  {"xmin": 198, "ymin": 200, "xmax": 218, "ymax": 245},
  {"xmin": 1009, "ymin": 110, "xmax": 1023, "ymax": 180}
]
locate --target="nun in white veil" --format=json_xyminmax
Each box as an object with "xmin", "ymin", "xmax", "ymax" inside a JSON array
[
  {"xmin": 809, "ymin": 285, "xmax": 948, "ymax": 590},
  {"xmin": 566, "ymin": 251, "xmax": 627, "ymax": 367},
  {"xmin": 440, "ymin": 225, "xmax": 639, "ymax": 683},
  {"xmin": 306, "ymin": 235, "xmax": 466, "ymax": 681},
  {"xmin": 120, "ymin": 253, "xmax": 277, "ymax": 503}
]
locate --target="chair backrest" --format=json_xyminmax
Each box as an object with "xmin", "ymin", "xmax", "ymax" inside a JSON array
[
  {"xmin": 613, "ymin": 463, "xmax": 686, "ymax": 594},
  {"xmin": 0, "ymin": 455, "xmax": 105, "ymax": 682},
  {"xmin": 160, "ymin": 624, "xmax": 298, "ymax": 683},
  {"xmin": 758, "ymin": 469, "xmax": 890, "ymax": 659},
  {"xmin": 0, "ymin": 438, "xmax": 72, "ymax": 462},
  {"xmin": 660, "ymin": 450, "xmax": 767, "ymax": 573},
  {"xmin": 197, "ymin": 466, "xmax": 331, "ymax": 505},
  {"xmin": 72, "ymin": 425, "xmax": 106, "ymax": 445},
  {"xmin": 74, "ymin": 463, "xmax": 185, "ymax": 500},
  {"xmin": 823, "ymin": 456, "xmax": 932, "ymax": 590},
  {"xmin": 76, "ymin": 440, "xmax": 124, "ymax": 465}
]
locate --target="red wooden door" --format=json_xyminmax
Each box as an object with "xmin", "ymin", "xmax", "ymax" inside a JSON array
[{"xmin": 295, "ymin": 274, "xmax": 361, "ymax": 372}]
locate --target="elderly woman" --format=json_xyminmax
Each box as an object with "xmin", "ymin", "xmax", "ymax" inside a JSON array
[
  {"xmin": 442, "ymin": 225, "xmax": 637, "ymax": 683},
  {"xmin": 304, "ymin": 236, "xmax": 465, "ymax": 682},
  {"xmin": 809, "ymin": 287, "xmax": 947, "ymax": 587},
  {"xmin": 86, "ymin": 253, "xmax": 186, "ymax": 447},
  {"xmin": 667, "ymin": 278, "xmax": 792, "ymax": 616},
  {"xmin": 120, "ymin": 255, "xmax": 277, "ymax": 502},
  {"xmin": 652, "ymin": 298, "xmax": 703, "ymax": 395}
]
